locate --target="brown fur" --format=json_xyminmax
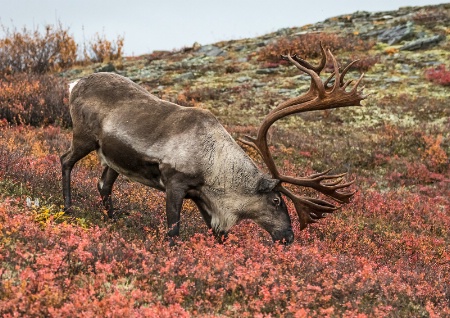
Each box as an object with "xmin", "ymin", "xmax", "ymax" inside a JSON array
[{"xmin": 61, "ymin": 72, "xmax": 293, "ymax": 244}]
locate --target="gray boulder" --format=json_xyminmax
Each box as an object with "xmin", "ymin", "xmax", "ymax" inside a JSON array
[
  {"xmin": 197, "ymin": 45, "xmax": 227, "ymax": 57},
  {"xmin": 400, "ymin": 35, "xmax": 445, "ymax": 51},
  {"xmin": 378, "ymin": 23, "xmax": 414, "ymax": 45}
]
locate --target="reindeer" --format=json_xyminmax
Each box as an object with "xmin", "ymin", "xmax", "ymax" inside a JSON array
[{"xmin": 61, "ymin": 44, "xmax": 366, "ymax": 244}]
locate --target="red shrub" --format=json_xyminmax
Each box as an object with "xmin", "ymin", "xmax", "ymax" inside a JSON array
[
  {"xmin": 0, "ymin": 73, "xmax": 70, "ymax": 126},
  {"xmin": 0, "ymin": 123, "xmax": 449, "ymax": 317},
  {"xmin": 258, "ymin": 33, "xmax": 375, "ymax": 63},
  {"xmin": 347, "ymin": 54, "xmax": 381, "ymax": 73},
  {"xmin": 424, "ymin": 64, "xmax": 450, "ymax": 86},
  {"xmin": 412, "ymin": 9, "xmax": 449, "ymax": 26},
  {"xmin": 0, "ymin": 23, "xmax": 77, "ymax": 74}
]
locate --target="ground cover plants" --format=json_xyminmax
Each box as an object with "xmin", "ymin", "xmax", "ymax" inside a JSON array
[{"xmin": 1, "ymin": 4, "xmax": 449, "ymax": 317}]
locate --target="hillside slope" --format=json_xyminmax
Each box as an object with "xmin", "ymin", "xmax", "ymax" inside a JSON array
[
  {"xmin": 63, "ymin": 3, "xmax": 449, "ymax": 187},
  {"xmin": 1, "ymin": 3, "xmax": 449, "ymax": 317}
]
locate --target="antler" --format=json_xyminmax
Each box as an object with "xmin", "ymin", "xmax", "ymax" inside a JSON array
[{"xmin": 240, "ymin": 43, "xmax": 367, "ymax": 229}]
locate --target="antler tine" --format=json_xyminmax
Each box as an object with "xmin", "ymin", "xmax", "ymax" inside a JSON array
[
  {"xmin": 290, "ymin": 55, "xmax": 318, "ymax": 72},
  {"xmin": 276, "ymin": 43, "xmax": 330, "ymax": 110},
  {"xmin": 342, "ymin": 79, "xmax": 354, "ymax": 90},
  {"xmin": 341, "ymin": 59, "xmax": 360, "ymax": 85},
  {"xmin": 286, "ymin": 42, "xmax": 327, "ymax": 74},
  {"xmin": 307, "ymin": 167, "xmax": 334, "ymax": 178},
  {"xmin": 351, "ymin": 73, "xmax": 365, "ymax": 94},
  {"xmin": 328, "ymin": 49, "xmax": 342, "ymax": 93},
  {"xmin": 285, "ymin": 53, "xmax": 326, "ymax": 98},
  {"xmin": 280, "ymin": 173, "xmax": 356, "ymax": 204},
  {"xmin": 323, "ymin": 71, "xmax": 336, "ymax": 88},
  {"xmin": 279, "ymin": 186, "xmax": 339, "ymax": 230},
  {"xmin": 323, "ymin": 58, "xmax": 360, "ymax": 90}
]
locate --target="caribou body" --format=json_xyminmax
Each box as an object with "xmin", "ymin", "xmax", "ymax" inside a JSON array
[{"xmin": 61, "ymin": 44, "xmax": 366, "ymax": 244}]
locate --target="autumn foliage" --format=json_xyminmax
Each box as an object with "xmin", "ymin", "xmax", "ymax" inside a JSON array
[
  {"xmin": 0, "ymin": 22, "xmax": 125, "ymax": 128},
  {"xmin": 258, "ymin": 33, "xmax": 375, "ymax": 65},
  {"xmin": 1, "ymin": 9, "xmax": 450, "ymax": 317},
  {"xmin": 0, "ymin": 22, "xmax": 124, "ymax": 75},
  {"xmin": 0, "ymin": 73, "xmax": 70, "ymax": 127},
  {"xmin": 86, "ymin": 33, "xmax": 125, "ymax": 63},
  {"xmin": 0, "ymin": 24, "xmax": 77, "ymax": 74},
  {"xmin": 0, "ymin": 121, "xmax": 449, "ymax": 317}
]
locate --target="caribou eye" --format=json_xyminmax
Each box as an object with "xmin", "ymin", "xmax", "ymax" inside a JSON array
[{"xmin": 273, "ymin": 197, "xmax": 281, "ymax": 206}]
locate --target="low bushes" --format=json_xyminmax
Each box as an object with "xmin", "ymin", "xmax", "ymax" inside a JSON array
[
  {"xmin": 0, "ymin": 22, "xmax": 124, "ymax": 75},
  {"xmin": 425, "ymin": 64, "xmax": 450, "ymax": 86},
  {"xmin": 258, "ymin": 33, "xmax": 375, "ymax": 64},
  {"xmin": 0, "ymin": 73, "xmax": 70, "ymax": 127}
]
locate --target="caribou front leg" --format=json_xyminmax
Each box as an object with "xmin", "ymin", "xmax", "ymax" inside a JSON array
[{"xmin": 165, "ymin": 176, "xmax": 190, "ymax": 246}]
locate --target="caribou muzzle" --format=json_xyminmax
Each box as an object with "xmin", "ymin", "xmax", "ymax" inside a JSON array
[{"xmin": 271, "ymin": 227, "xmax": 294, "ymax": 245}]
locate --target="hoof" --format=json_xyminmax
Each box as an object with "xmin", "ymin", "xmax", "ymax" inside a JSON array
[{"xmin": 63, "ymin": 206, "xmax": 75, "ymax": 215}]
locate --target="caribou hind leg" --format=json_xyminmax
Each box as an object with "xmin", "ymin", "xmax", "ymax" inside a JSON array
[
  {"xmin": 60, "ymin": 139, "xmax": 97, "ymax": 213},
  {"xmin": 97, "ymin": 166, "xmax": 119, "ymax": 219}
]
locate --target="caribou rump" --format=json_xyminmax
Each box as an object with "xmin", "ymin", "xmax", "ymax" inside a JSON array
[{"xmin": 61, "ymin": 44, "xmax": 367, "ymax": 244}]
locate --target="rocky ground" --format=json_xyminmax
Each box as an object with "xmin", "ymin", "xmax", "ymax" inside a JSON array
[
  {"xmin": 61, "ymin": 3, "xmax": 449, "ymax": 187},
  {"xmin": 62, "ymin": 3, "xmax": 449, "ymax": 105}
]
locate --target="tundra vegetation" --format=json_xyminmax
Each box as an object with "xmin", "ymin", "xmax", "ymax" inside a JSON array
[{"xmin": 0, "ymin": 4, "xmax": 449, "ymax": 317}]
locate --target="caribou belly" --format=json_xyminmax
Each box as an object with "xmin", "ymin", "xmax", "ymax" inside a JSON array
[{"xmin": 97, "ymin": 148, "xmax": 165, "ymax": 191}]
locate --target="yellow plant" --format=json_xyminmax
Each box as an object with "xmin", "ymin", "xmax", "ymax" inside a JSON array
[
  {"xmin": 31, "ymin": 140, "xmax": 49, "ymax": 158},
  {"xmin": 384, "ymin": 47, "xmax": 399, "ymax": 55},
  {"xmin": 33, "ymin": 204, "xmax": 66, "ymax": 227},
  {"xmin": 32, "ymin": 203, "xmax": 90, "ymax": 229},
  {"xmin": 78, "ymin": 152, "xmax": 100, "ymax": 169},
  {"xmin": 421, "ymin": 134, "xmax": 448, "ymax": 170}
]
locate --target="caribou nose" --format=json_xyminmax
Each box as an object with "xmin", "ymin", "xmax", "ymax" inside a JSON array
[
  {"xmin": 284, "ymin": 229, "xmax": 295, "ymax": 245},
  {"xmin": 273, "ymin": 228, "xmax": 294, "ymax": 245}
]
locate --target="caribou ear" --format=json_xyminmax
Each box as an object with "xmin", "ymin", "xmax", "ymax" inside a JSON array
[{"xmin": 257, "ymin": 178, "xmax": 280, "ymax": 193}]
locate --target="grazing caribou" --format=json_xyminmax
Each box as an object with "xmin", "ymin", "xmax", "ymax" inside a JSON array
[{"xmin": 61, "ymin": 44, "xmax": 366, "ymax": 244}]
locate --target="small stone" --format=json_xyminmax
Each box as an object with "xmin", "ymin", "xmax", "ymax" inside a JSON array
[
  {"xmin": 236, "ymin": 76, "xmax": 252, "ymax": 83},
  {"xmin": 294, "ymin": 74, "xmax": 311, "ymax": 82},
  {"xmin": 256, "ymin": 68, "xmax": 278, "ymax": 75},
  {"xmin": 175, "ymin": 72, "xmax": 196, "ymax": 82},
  {"xmin": 96, "ymin": 63, "xmax": 116, "ymax": 73},
  {"xmin": 253, "ymin": 82, "xmax": 265, "ymax": 88},
  {"xmin": 192, "ymin": 42, "xmax": 202, "ymax": 51}
]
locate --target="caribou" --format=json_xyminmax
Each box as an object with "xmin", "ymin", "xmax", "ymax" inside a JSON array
[{"xmin": 61, "ymin": 44, "xmax": 366, "ymax": 244}]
